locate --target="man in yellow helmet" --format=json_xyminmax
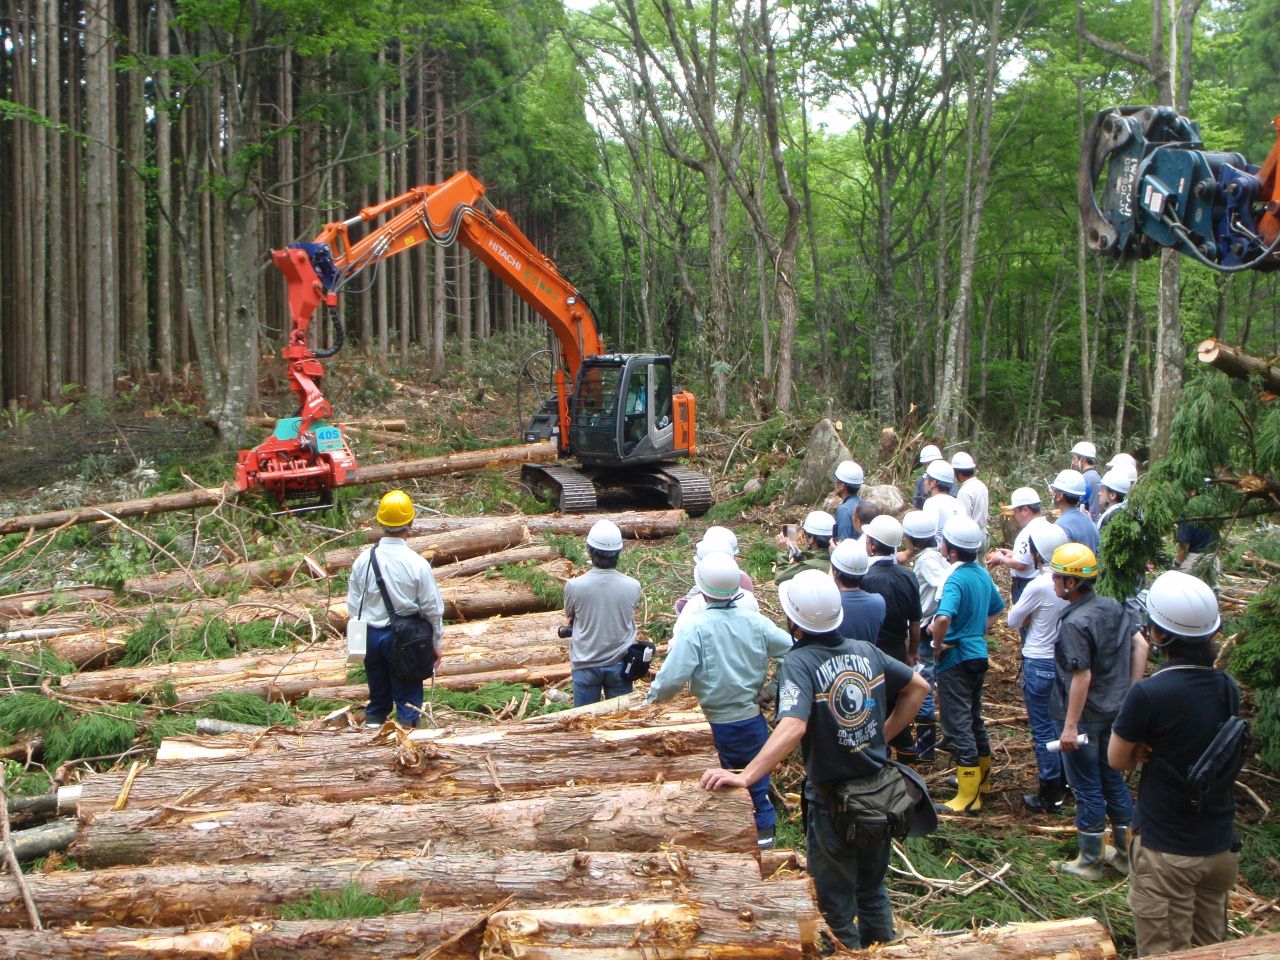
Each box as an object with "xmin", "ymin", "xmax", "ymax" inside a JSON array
[
  {"xmin": 1049, "ymin": 543, "xmax": 1147, "ymax": 880},
  {"xmin": 347, "ymin": 490, "xmax": 444, "ymax": 727}
]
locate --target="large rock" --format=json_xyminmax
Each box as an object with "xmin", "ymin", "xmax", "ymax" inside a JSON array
[
  {"xmin": 788, "ymin": 419, "xmax": 851, "ymax": 507},
  {"xmin": 861, "ymin": 483, "xmax": 907, "ymax": 517}
]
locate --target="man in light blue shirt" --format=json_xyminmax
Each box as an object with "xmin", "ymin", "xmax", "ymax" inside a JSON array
[
  {"xmin": 833, "ymin": 460, "xmax": 865, "ymax": 543},
  {"xmin": 1049, "ymin": 469, "xmax": 1100, "ymax": 554},
  {"xmin": 647, "ymin": 552, "xmax": 793, "ymax": 846}
]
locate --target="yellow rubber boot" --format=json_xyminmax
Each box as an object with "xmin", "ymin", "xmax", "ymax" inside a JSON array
[
  {"xmin": 936, "ymin": 765, "xmax": 982, "ymax": 814},
  {"xmin": 978, "ymin": 754, "xmax": 993, "ymax": 794}
]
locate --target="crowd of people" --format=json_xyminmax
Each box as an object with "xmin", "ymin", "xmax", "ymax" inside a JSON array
[{"xmin": 346, "ymin": 440, "xmax": 1244, "ymax": 957}]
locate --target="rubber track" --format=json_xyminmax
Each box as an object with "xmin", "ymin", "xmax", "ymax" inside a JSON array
[
  {"xmin": 526, "ymin": 464, "xmax": 598, "ymax": 514},
  {"xmin": 654, "ymin": 464, "xmax": 713, "ymax": 516}
]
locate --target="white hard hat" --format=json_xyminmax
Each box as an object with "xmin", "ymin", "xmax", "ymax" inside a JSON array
[
  {"xmin": 941, "ymin": 515, "xmax": 983, "ymax": 551},
  {"xmin": 830, "ymin": 538, "xmax": 872, "ymax": 576},
  {"xmin": 803, "ymin": 511, "xmax": 836, "ymax": 538},
  {"xmin": 1100, "ymin": 469, "xmax": 1133, "ymax": 495},
  {"xmin": 834, "ymin": 460, "xmax": 865, "ymax": 486},
  {"xmin": 1107, "ymin": 452, "xmax": 1138, "ymax": 471},
  {"xmin": 586, "ymin": 519, "xmax": 624, "ymax": 551},
  {"xmin": 926, "ymin": 459, "xmax": 956, "ymax": 485},
  {"xmin": 1009, "ymin": 486, "xmax": 1041, "ymax": 509},
  {"xmin": 695, "ymin": 533, "xmax": 735, "ymax": 562},
  {"xmin": 779, "ymin": 569, "xmax": 844, "ymax": 634},
  {"xmin": 864, "ymin": 514, "xmax": 903, "ymax": 549},
  {"xmin": 1027, "ymin": 516, "xmax": 1068, "ymax": 562},
  {"xmin": 704, "ymin": 525, "xmax": 739, "ymax": 555},
  {"xmin": 1049, "ymin": 469, "xmax": 1087, "ymax": 498},
  {"xmin": 950, "ymin": 451, "xmax": 976, "ymax": 472},
  {"xmin": 1146, "ymin": 571, "xmax": 1221, "ymax": 638},
  {"xmin": 694, "ymin": 553, "xmax": 744, "ymax": 600},
  {"xmin": 919, "ymin": 444, "xmax": 942, "ymax": 465},
  {"xmin": 901, "ymin": 510, "xmax": 937, "ymax": 541},
  {"xmin": 1071, "ymin": 440, "xmax": 1098, "ymax": 460}
]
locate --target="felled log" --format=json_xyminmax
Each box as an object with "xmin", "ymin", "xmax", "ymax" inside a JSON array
[
  {"xmin": 1198, "ymin": 338, "xmax": 1280, "ymax": 395},
  {"xmin": 842, "ymin": 917, "xmax": 1115, "ymax": 959},
  {"xmin": 6, "ymin": 787, "xmax": 80, "ymax": 829},
  {"xmin": 0, "ymin": 442, "xmax": 556, "ymax": 536},
  {"xmin": 433, "ymin": 543, "xmax": 558, "ymax": 580},
  {"xmin": 0, "ymin": 849, "xmax": 761, "ymax": 927},
  {"xmin": 58, "ymin": 632, "xmax": 569, "ymax": 704},
  {"xmin": 0, "ymin": 910, "xmax": 480, "ymax": 959},
  {"xmin": 10, "ymin": 820, "xmax": 75, "ymax": 862},
  {"xmin": 391, "ymin": 508, "xmax": 686, "ymax": 541},
  {"xmin": 1144, "ymin": 933, "xmax": 1280, "ymax": 959},
  {"xmin": 79, "ymin": 721, "xmax": 715, "ymax": 813},
  {"xmin": 245, "ymin": 415, "xmax": 408, "ymax": 432},
  {"xmin": 73, "ymin": 781, "xmax": 755, "ymax": 867},
  {"xmin": 480, "ymin": 884, "xmax": 819, "ymax": 959},
  {"xmin": 2, "ymin": 625, "xmax": 130, "ymax": 669},
  {"xmin": 0, "ymin": 586, "xmax": 116, "ymax": 621},
  {"xmin": 123, "ymin": 518, "xmax": 528, "ymax": 599},
  {"xmin": 306, "ymin": 663, "xmax": 573, "ymax": 701}
]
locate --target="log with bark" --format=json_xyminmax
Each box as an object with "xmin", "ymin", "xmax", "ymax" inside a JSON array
[
  {"xmin": 59, "ymin": 615, "xmax": 570, "ymax": 704},
  {"xmin": 1198, "ymin": 338, "xmax": 1280, "ymax": 395},
  {"xmin": 841, "ymin": 917, "xmax": 1115, "ymax": 959},
  {"xmin": 72, "ymin": 781, "xmax": 755, "ymax": 867},
  {"xmin": 122, "ymin": 518, "xmax": 528, "ymax": 599},
  {"xmin": 433, "ymin": 543, "xmax": 557, "ymax": 580},
  {"xmin": 0, "ymin": 910, "xmax": 480, "ymax": 959},
  {"xmin": 480, "ymin": 883, "xmax": 819, "ymax": 959},
  {"xmin": 0, "ymin": 586, "xmax": 116, "ymax": 621},
  {"xmin": 303, "ymin": 663, "xmax": 573, "ymax": 702},
  {"xmin": 390, "ymin": 509, "xmax": 686, "ymax": 541},
  {"xmin": 1144, "ymin": 933, "xmax": 1280, "ymax": 959},
  {"xmin": 245, "ymin": 416, "xmax": 408, "ymax": 432},
  {"xmin": 78, "ymin": 722, "xmax": 716, "ymax": 813},
  {"xmin": 0, "ymin": 849, "xmax": 763, "ymax": 927},
  {"xmin": 0, "ymin": 441, "xmax": 556, "ymax": 536}
]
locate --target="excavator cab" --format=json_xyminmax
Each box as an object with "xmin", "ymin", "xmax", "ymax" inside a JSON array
[{"xmin": 569, "ymin": 355, "xmax": 688, "ymax": 466}]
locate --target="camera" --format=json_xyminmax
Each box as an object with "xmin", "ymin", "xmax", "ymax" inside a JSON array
[{"xmin": 557, "ymin": 625, "xmax": 573, "ymax": 639}]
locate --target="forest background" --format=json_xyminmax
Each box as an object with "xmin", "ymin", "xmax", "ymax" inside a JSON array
[{"xmin": 2, "ymin": 0, "xmax": 1277, "ymax": 455}]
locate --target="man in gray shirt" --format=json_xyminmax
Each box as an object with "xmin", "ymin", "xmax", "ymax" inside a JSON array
[{"xmin": 563, "ymin": 519, "xmax": 643, "ymax": 706}]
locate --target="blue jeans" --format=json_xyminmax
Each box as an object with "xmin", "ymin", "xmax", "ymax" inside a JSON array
[
  {"xmin": 915, "ymin": 651, "xmax": 936, "ymax": 722},
  {"xmin": 711, "ymin": 715, "xmax": 775, "ymax": 830},
  {"xmin": 805, "ymin": 791, "xmax": 895, "ymax": 949},
  {"xmin": 571, "ymin": 661, "xmax": 632, "ymax": 707},
  {"xmin": 364, "ymin": 625, "xmax": 424, "ymax": 726},
  {"xmin": 1059, "ymin": 721, "xmax": 1133, "ymax": 833},
  {"xmin": 1021, "ymin": 658, "xmax": 1062, "ymax": 782}
]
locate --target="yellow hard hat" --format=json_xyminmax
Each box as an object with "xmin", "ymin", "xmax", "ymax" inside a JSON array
[
  {"xmin": 1050, "ymin": 542, "xmax": 1098, "ymax": 579},
  {"xmin": 375, "ymin": 489, "xmax": 415, "ymax": 528}
]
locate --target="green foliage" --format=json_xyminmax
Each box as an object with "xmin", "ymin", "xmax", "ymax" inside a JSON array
[
  {"xmin": 1238, "ymin": 820, "xmax": 1280, "ymax": 902},
  {"xmin": 0, "ymin": 693, "xmax": 72, "ymax": 741},
  {"xmin": 424, "ymin": 681, "xmax": 568, "ymax": 717},
  {"xmin": 703, "ymin": 467, "xmax": 793, "ymax": 524},
  {"xmin": 296, "ymin": 698, "xmax": 351, "ymax": 718},
  {"xmin": 120, "ymin": 613, "xmax": 304, "ymax": 668},
  {"xmin": 42, "ymin": 705, "xmax": 145, "ymax": 771},
  {"xmin": 0, "ymin": 647, "xmax": 76, "ymax": 687},
  {"xmin": 347, "ymin": 663, "xmax": 368, "ymax": 684},
  {"xmin": 495, "ymin": 561, "xmax": 564, "ymax": 607},
  {"xmin": 146, "ymin": 714, "xmax": 199, "ymax": 746},
  {"xmin": 0, "ymin": 760, "xmax": 52, "ymax": 798},
  {"xmin": 1231, "ymin": 584, "xmax": 1280, "ymax": 694},
  {"xmin": 195, "ymin": 692, "xmax": 298, "ymax": 727},
  {"xmin": 546, "ymin": 532, "xmax": 587, "ymax": 566},
  {"xmin": 1253, "ymin": 689, "xmax": 1280, "ymax": 775},
  {"xmin": 277, "ymin": 883, "xmax": 418, "ymax": 920}
]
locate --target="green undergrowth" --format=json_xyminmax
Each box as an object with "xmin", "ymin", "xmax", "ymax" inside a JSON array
[
  {"xmin": 1239, "ymin": 821, "xmax": 1280, "ymax": 902},
  {"xmin": 494, "ymin": 561, "xmax": 564, "ymax": 607},
  {"xmin": 423, "ymin": 681, "xmax": 569, "ymax": 718},
  {"xmin": 0, "ymin": 760, "xmax": 52, "ymax": 798},
  {"xmin": 195, "ymin": 691, "xmax": 298, "ymax": 728},
  {"xmin": 0, "ymin": 694, "xmax": 148, "ymax": 772},
  {"xmin": 702, "ymin": 467, "xmax": 793, "ymax": 524},
  {"xmin": 120, "ymin": 613, "xmax": 308, "ymax": 668},
  {"xmin": 277, "ymin": 884, "xmax": 419, "ymax": 920},
  {"xmin": 0, "ymin": 647, "xmax": 76, "ymax": 687},
  {"xmin": 297, "ymin": 697, "xmax": 352, "ymax": 718},
  {"xmin": 545, "ymin": 532, "xmax": 587, "ymax": 566}
]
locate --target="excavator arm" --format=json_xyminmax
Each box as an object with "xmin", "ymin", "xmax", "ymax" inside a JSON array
[
  {"xmin": 1080, "ymin": 106, "xmax": 1280, "ymax": 271},
  {"xmin": 236, "ymin": 172, "xmax": 610, "ymax": 505}
]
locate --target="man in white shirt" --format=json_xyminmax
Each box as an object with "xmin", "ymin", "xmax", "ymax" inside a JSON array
[
  {"xmin": 951, "ymin": 452, "xmax": 989, "ymax": 546},
  {"xmin": 347, "ymin": 490, "xmax": 445, "ymax": 728},
  {"xmin": 987, "ymin": 487, "xmax": 1042, "ymax": 606},
  {"xmin": 1006, "ymin": 518, "xmax": 1069, "ymax": 813},
  {"xmin": 921, "ymin": 459, "xmax": 963, "ymax": 545}
]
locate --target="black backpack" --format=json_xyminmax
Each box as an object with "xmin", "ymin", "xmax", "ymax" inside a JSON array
[
  {"xmin": 369, "ymin": 547, "xmax": 437, "ymax": 683},
  {"xmin": 1151, "ymin": 670, "xmax": 1249, "ymax": 812}
]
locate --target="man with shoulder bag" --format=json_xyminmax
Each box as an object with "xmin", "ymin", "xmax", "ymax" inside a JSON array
[
  {"xmin": 701, "ymin": 570, "xmax": 930, "ymax": 950},
  {"xmin": 1110, "ymin": 572, "xmax": 1245, "ymax": 957},
  {"xmin": 347, "ymin": 490, "xmax": 444, "ymax": 728}
]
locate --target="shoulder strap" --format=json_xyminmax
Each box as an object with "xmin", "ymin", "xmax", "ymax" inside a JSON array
[{"xmin": 369, "ymin": 545, "xmax": 401, "ymax": 618}]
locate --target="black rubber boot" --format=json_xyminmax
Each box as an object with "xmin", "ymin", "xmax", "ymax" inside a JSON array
[
  {"xmin": 1021, "ymin": 777, "xmax": 1065, "ymax": 814},
  {"xmin": 914, "ymin": 719, "xmax": 937, "ymax": 762}
]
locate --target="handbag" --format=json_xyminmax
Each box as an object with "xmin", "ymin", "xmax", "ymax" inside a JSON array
[
  {"xmin": 825, "ymin": 759, "xmax": 936, "ymax": 845},
  {"xmin": 369, "ymin": 546, "xmax": 437, "ymax": 682},
  {"xmin": 619, "ymin": 639, "xmax": 656, "ymax": 681}
]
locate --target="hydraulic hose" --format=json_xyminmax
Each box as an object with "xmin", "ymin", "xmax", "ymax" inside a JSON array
[{"xmin": 313, "ymin": 306, "xmax": 345, "ymax": 359}]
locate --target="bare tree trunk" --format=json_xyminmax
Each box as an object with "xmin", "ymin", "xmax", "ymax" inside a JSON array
[
  {"xmin": 1075, "ymin": 4, "xmax": 1093, "ymax": 438},
  {"xmin": 123, "ymin": 0, "xmax": 148, "ymax": 383},
  {"xmin": 375, "ymin": 47, "xmax": 389, "ymax": 365},
  {"xmin": 154, "ymin": 0, "xmax": 174, "ymax": 389},
  {"xmin": 43, "ymin": 0, "xmax": 64, "ymax": 399},
  {"xmin": 431, "ymin": 73, "xmax": 446, "ymax": 374},
  {"xmin": 1114, "ymin": 261, "xmax": 1139, "ymax": 449},
  {"xmin": 457, "ymin": 110, "xmax": 472, "ymax": 357},
  {"xmin": 83, "ymin": 0, "xmax": 115, "ymax": 397}
]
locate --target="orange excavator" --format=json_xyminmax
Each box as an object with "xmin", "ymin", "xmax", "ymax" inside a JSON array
[{"xmin": 235, "ymin": 171, "xmax": 711, "ymax": 515}]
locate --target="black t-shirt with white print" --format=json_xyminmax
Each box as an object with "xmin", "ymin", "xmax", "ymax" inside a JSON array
[{"xmin": 777, "ymin": 634, "xmax": 915, "ymax": 788}]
